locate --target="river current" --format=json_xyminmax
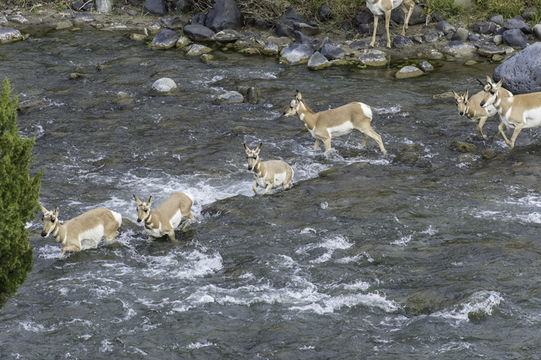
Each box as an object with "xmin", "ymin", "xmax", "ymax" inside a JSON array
[{"xmin": 0, "ymin": 29, "xmax": 540, "ymax": 359}]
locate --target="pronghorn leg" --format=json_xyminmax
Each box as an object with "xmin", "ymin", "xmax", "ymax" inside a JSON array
[
  {"xmin": 167, "ymin": 230, "xmax": 177, "ymax": 242},
  {"xmin": 384, "ymin": 10, "xmax": 392, "ymax": 48},
  {"xmin": 363, "ymin": 128, "xmax": 387, "ymax": 155},
  {"xmin": 105, "ymin": 232, "xmax": 117, "ymax": 242},
  {"xmin": 508, "ymin": 123, "xmax": 524, "ymax": 149},
  {"xmin": 313, "ymin": 139, "xmax": 320, "ymax": 151},
  {"xmin": 477, "ymin": 117, "xmax": 488, "ymax": 139},
  {"xmin": 263, "ymin": 184, "xmax": 273, "ymax": 195},
  {"xmin": 370, "ymin": 15, "xmax": 379, "ymax": 47},
  {"xmin": 402, "ymin": 1, "xmax": 414, "ymax": 36},
  {"xmin": 181, "ymin": 212, "xmax": 194, "ymax": 231},
  {"xmin": 323, "ymin": 138, "xmax": 332, "ymax": 153},
  {"xmin": 360, "ymin": 134, "xmax": 368, "ymax": 149},
  {"xmin": 252, "ymin": 182, "xmax": 258, "ymax": 195},
  {"xmin": 61, "ymin": 244, "xmax": 80, "ymax": 254},
  {"xmin": 498, "ymin": 121, "xmax": 512, "ymax": 146}
]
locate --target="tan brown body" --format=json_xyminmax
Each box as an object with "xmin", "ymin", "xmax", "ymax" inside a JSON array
[
  {"xmin": 366, "ymin": 0, "xmax": 415, "ymax": 48},
  {"xmin": 244, "ymin": 143, "xmax": 294, "ymax": 195},
  {"xmin": 40, "ymin": 205, "xmax": 122, "ymax": 254},
  {"xmin": 134, "ymin": 192, "xmax": 194, "ymax": 241},
  {"xmin": 283, "ymin": 91, "xmax": 387, "ymax": 155},
  {"xmin": 454, "ymin": 90, "xmax": 498, "ymax": 139},
  {"xmin": 481, "ymin": 76, "xmax": 541, "ymax": 149}
]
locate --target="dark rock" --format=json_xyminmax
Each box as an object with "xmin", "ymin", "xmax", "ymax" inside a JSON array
[
  {"xmin": 144, "ymin": 0, "xmax": 166, "ymax": 15},
  {"xmin": 214, "ymin": 29, "xmax": 242, "ymax": 43},
  {"xmin": 358, "ymin": 24, "xmax": 371, "ymax": 35},
  {"xmin": 393, "ymin": 145, "xmax": 430, "ymax": 168},
  {"xmin": 205, "ymin": 0, "xmax": 243, "ymax": 32},
  {"xmin": 275, "ymin": 23, "xmax": 293, "ymax": 38},
  {"xmin": 423, "ymin": 30, "xmax": 439, "ymax": 43},
  {"xmin": 341, "ymin": 21, "xmax": 353, "ymax": 32},
  {"xmin": 522, "ymin": 7, "xmax": 539, "ymax": 21},
  {"xmin": 392, "ymin": 36, "xmax": 413, "ymax": 48},
  {"xmin": 353, "ymin": 10, "xmax": 373, "ymax": 26},
  {"xmin": 436, "ymin": 21, "xmax": 455, "ymax": 34},
  {"xmin": 293, "ymin": 30, "xmax": 314, "ymax": 46},
  {"xmin": 279, "ymin": 7, "xmax": 306, "ymax": 26},
  {"xmin": 237, "ymin": 86, "xmax": 259, "ymax": 104},
  {"xmin": 418, "ymin": 60, "xmax": 434, "ymax": 72},
  {"xmin": 452, "ymin": 28, "xmax": 469, "ymax": 41},
  {"xmin": 502, "ymin": 29, "xmax": 528, "ymax": 48},
  {"xmin": 307, "ymin": 51, "xmax": 331, "ymax": 70},
  {"xmin": 450, "ymin": 141, "xmax": 477, "ymax": 153},
  {"xmin": 489, "ymin": 14, "xmax": 504, "ymax": 26},
  {"xmin": 71, "ymin": 0, "xmax": 94, "ymax": 11},
  {"xmin": 504, "ymin": 16, "xmax": 532, "ymax": 34},
  {"xmin": 349, "ymin": 40, "xmax": 368, "ymax": 50},
  {"xmin": 183, "ymin": 24, "xmax": 215, "ymax": 42},
  {"xmin": 468, "ymin": 33, "xmax": 481, "ymax": 42},
  {"xmin": 493, "ymin": 42, "xmax": 541, "ymax": 94},
  {"xmin": 191, "ymin": 12, "xmax": 207, "ymax": 25},
  {"xmin": 293, "ymin": 22, "xmax": 319, "ymax": 36},
  {"xmin": 320, "ymin": 43, "xmax": 344, "ymax": 60},
  {"xmin": 391, "ymin": 4, "xmax": 426, "ymax": 25},
  {"xmin": 472, "ymin": 21, "xmax": 497, "ymax": 34},
  {"xmin": 160, "ymin": 17, "xmax": 186, "ymax": 30},
  {"xmin": 151, "ymin": 29, "xmax": 179, "ymax": 49},
  {"xmin": 534, "ymin": 24, "xmax": 541, "ymax": 41},
  {"xmin": 477, "ymin": 42, "xmax": 506, "ymax": 57},
  {"xmin": 167, "ymin": 0, "xmax": 189, "ymax": 15},
  {"xmin": 318, "ymin": 3, "xmax": 332, "ymax": 22}
]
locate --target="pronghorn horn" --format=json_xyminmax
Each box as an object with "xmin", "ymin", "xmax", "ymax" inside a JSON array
[
  {"xmin": 476, "ymin": 78, "xmax": 485, "ymax": 86},
  {"xmin": 243, "ymin": 143, "xmax": 249, "ymax": 151},
  {"xmin": 54, "ymin": 207, "xmax": 59, "ymax": 215},
  {"xmin": 147, "ymin": 195, "xmax": 152, "ymax": 204}
]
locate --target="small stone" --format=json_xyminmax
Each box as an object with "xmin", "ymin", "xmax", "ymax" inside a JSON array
[
  {"xmin": 492, "ymin": 54, "xmax": 504, "ymax": 62},
  {"xmin": 395, "ymin": 65, "xmax": 424, "ymax": 79},
  {"xmin": 392, "ymin": 36, "xmax": 414, "ymax": 48},
  {"xmin": 151, "ymin": 29, "xmax": 179, "ymax": 50},
  {"xmin": 215, "ymin": 91, "xmax": 244, "ymax": 104},
  {"xmin": 238, "ymin": 86, "xmax": 260, "ymax": 104},
  {"xmin": 185, "ymin": 43, "xmax": 212, "ymax": 56},
  {"xmin": 453, "ymin": 27, "xmax": 469, "ymax": 42},
  {"xmin": 214, "ymin": 29, "xmax": 242, "ymax": 43},
  {"xmin": 152, "ymin": 78, "xmax": 178, "ymax": 94},
  {"xmin": 200, "ymin": 53, "xmax": 214, "ymax": 64},
  {"xmin": 112, "ymin": 92, "xmax": 134, "ymax": 106},
  {"xmin": 494, "ymin": 35, "xmax": 503, "ymax": 45},
  {"xmin": 69, "ymin": 73, "xmax": 85, "ymax": 80},
  {"xmin": 359, "ymin": 49, "xmax": 389, "ymax": 67},
  {"xmin": 0, "ymin": 28, "xmax": 22, "ymax": 44},
  {"xmin": 489, "ymin": 14, "xmax": 504, "ymax": 26},
  {"xmin": 533, "ymin": 24, "xmax": 541, "ymax": 41},
  {"xmin": 442, "ymin": 41, "xmax": 476, "ymax": 58},
  {"xmin": 7, "ymin": 14, "xmax": 28, "ymax": 24},
  {"xmin": 307, "ymin": 51, "xmax": 331, "ymax": 70},
  {"xmin": 436, "ymin": 21, "xmax": 455, "ymax": 34},
  {"xmin": 262, "ymin": 40, "xmax": 279, "ymax": 56},
  {"xmin": 55, "ymin": 20, "xmax": 73, "ymax": 30},
  {"xmin": 450, "ymin": 141, "xmax": 477, "ymax": 153},
  {"xmin": 464, "ymin": 60, "xmax": 478, "ymax": 66},
  {"xmin": 280, "ymin": 44, "xmax": 313, "ymax": 65},
  {"xmin": 176, "ymin": 36, "xmax": 192, "ymax": 48},
  {"xmin": 418, "ymin": 60, "xmax": 434, "ymax": 72},
  {"xmin": 130, "ymin": 33, "xmax": 147, "ymax": 41},
  {"xmin": 423, "ymin": 30, "xmax": 439, "ymax": 43},
  {"xmin": 239, "ymin": 48, "xmax": 261, "ymax": 55},
  {"xmin": 425, "ymin": 48, "xmax": 444, "ymax": 60}
]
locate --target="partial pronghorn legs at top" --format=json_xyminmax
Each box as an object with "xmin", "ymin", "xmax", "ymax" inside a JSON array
[{"xmin": 366, "ymin": 0, "xmax": 415, "ymax": 48}]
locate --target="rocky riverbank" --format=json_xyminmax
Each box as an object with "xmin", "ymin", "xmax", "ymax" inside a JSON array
[{"xmin": 1, "ymin": 1, "xmax": 541, "ymax": 83}]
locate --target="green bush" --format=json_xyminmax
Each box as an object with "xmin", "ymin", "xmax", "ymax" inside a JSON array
[{"xmin": 0, "ymin": 78, "xmax": 42, "ymax": 308}]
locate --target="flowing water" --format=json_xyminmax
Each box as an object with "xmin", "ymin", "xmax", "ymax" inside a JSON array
[{"xmin": 0, "ymin": 29, "xmax": 540, "ymax": 359}]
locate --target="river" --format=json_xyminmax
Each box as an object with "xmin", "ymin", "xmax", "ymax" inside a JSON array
[{"xmin": 0, "ymin": 28, "xmax": 540, "ymax": 359}]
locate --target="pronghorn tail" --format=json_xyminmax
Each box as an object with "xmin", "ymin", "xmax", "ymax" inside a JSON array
[{"xmin": 111, "ymin": 210, "xmax": 123, "ymax": 227}]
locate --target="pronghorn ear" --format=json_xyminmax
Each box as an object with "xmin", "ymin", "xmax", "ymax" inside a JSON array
[
  {"xmin": 295, "ymin": 90, "xmax": 302, "ymax": 100},
  {"xmin": 452, "ymin": 91, "xmax": 460, "ymax": 99},
  {"xmin": 496, "ymin": 79, "xmax": 503, "ymax": 87},
  {"xmin": 243, "ymin": 143, "xmax": 249, "ymax": 151},
  {"xmin": 465, "ymin": 90, "xmax": 469, "ymax": 100},
  {"xmin": 39, "ymin": 203, "xmax": 47, "ymax": 213},
  {"xmin": 54, "ymin": 207, "xmax": 59, "ymax": 216},
  {"xmin": 255, "ymin": 142, "xmax": 262, "ymax": 153},
  {"xmin": 486, "ymin": 75, "xmax": 493, "ymax": 84}
]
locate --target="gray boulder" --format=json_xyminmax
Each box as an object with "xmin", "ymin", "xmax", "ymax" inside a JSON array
[
  {"xmin": 504, "ymin": 16, "xmax": 532, "ymax": 33},
  {"xmin": 151, "ymin": 29, "xmax": 179, "ymax": 49},
  {"xmin": 418, "ymin": 60, "xmax": 434, "ymax": 72},
  {"xmin": 144, "ymin": 0, "xmax": 166, "ymax": 15},
  {"xmin": 307, "ymin": 51, "xmax": 331, "ymax": 70},
  {"xmin": 489, "ymin": 14, "xmax": 504, "ymax": 26},
  {"xmin": 436, "ymin": 21, "xmax": 455, "ymax": 34},
  {"xmin": 391, "ymin": 4, "xmax": 426, "ymax": 25},
  {"xmin": 442, "ymin": 41, "xmax": 476, "ymax": 58},
  {"xmin": 318, "ymin": 3, "xmax": 331, "ymax": 22},
  {"xmin": 477, "ymin": 42, "xmax": 506, "ymax": 57},
  {"xmin": 280, "ymin": 44, "xmax": 313, "ymax": 65},
  {"xmin": 183, "ymin": 24, "xmax": 215, "ymax": 42},
  {"xmin": 502, "ymin": 29, "xmax": 528, "ymax": 48},
  {"xmin": 152, "ymin": 78, "xmax": 178, "ymax": 94},
  {"xmin": 493, "ymin": 42, "xmax": 541, "ymax": 94},
  {"xmin": 472, "ymin": 21, "xmax": 497, "ymax": 35},
  {"xmin": 395, "ymin": 65, "xmax": 424, "ymax": 79},
  {"xmin": 359, "ymin": 49, "xmax": 389, "ymax": 67},
  {"xmin": 216, "ymin": 90, "xmax": 244, "ymax": 104},
  {"xmin": 534, "ymin": 24, "xmax": 541, "ymax": 41},
  {"xmin": 319, "ymin": 43, "xmax": 344, "ymax": 60},
  {"xmin": 393, "ymin": 36, "xmax": 413, "ymax": 48},
  {"xmin": 0, "ymin": 28, "xmax": 22, "ymax": 44},
  {"xmin": 205, "ymin": 0, "xmax": 243, "ymax": 32}
]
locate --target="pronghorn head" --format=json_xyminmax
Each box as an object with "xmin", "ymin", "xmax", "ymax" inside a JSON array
[
  {"xmin": 453, "ymin": 90, "xmax": 468, "ymax": 116},
  {"xmin": 133, "ymin": 194, "xmax": 152, "ymax": 223},
  {"xmin": 39, "ymin": 204, "xmax": 59, "ymax": 238},
  {"xmin": 480, "ymin": 76, "xmax": 503, "ymax": 109},
  {"xmin": 243, "ymin": 143, "xmax": 262, "ymax": 171},
  {"xmin": 283, "ymin": 90, "xmax": 306, "ymax": 117}
]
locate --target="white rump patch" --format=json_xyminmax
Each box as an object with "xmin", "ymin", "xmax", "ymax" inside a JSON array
[
  {"xmin": 169, "ymin": 209, "xmax": 183, "ymax": 229},
  {"xmin": 358, "ymin": 102, "xmax": 372, "ymax": 119},
  {"xmin": 274, "ymin": 171, "xmax": 287, "ymax": 186},
  {"xmin": 111, "ymin": 210, "xmax": 122, "ymax": 227},
  {"xmin": 523, "ymin": 107, "xmax": 541, "ymax": 128}
]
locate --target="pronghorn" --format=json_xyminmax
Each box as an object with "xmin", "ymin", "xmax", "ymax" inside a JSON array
[
  {"xmin": 39, "ymin": 204, "xmax": 122, "ymax": 254},
  {"xmin": 133, "ymin": 192, "xmax": 194, "ymax": 241},
  {"xmin": 366, "ymin": 0, "xmax": 415, "ymax": 48},
  {"xmin": 243, "ymin": 143, "xmax": 294, "ymax": 195},
  {"xmin": 453, "ymin": 90, "xmax": 497, "ymax": 139},
  {"xmin": 480, "ymin": 76, "xmax": 541, "ymax": 149},
  {"xmin": 283, "ymin": 90, "xmax": 387, "ymax": 155}
]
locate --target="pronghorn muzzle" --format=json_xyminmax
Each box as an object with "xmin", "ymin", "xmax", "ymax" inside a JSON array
[{"xmin": 41, "ymin": 231, "xmax": 47, "ymax": 237}]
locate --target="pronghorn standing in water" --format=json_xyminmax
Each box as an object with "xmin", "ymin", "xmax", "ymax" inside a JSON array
[
  {"xmin": 366, "ymin": 0, "xmax": 415, "ymax": 48},
  {"xmin": 244, "ymin": 143, "xmax": 294, "ymax": 195},
  {"xmin": 453, "ymin": 89, "xmax": 497, "ymax": 139},
  {"xmin": 283, "ymin": 90, "xmax": 387, "ymax": 155},
  {"xmin": 39, "ymin": 204, "xmax": 122, "ymax": 254},
  {"xmin": 480, "ymin": 76, "xmax": 541, "ymax": 149},
  {"xmin": 133, "ymin": 192, "xmax": 194, "ymax": 241}
]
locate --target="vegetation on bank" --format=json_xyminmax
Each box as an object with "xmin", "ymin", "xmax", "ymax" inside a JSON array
[{"xmin": 0, "ymin": 78, "xmax": 42, "ymax": 309}]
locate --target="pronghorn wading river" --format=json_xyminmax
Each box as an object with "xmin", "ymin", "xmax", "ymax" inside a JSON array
[
  {"xmin": 366, "ymin": 0, "xmax": 415, "ymax": 48},
  {"xmin": 481, "ymin": 76, "xmax": 541, "ymax": 149},
  {"xmin": 244, "ymin": 143, "xmax": 294, "ymax": 195},
  {"xmin": 283, "ymin": 90, "xmax": 387, "ymax": 155},
  {"xmin": 39, "ymin": 205, "xmax": 122, "ymax": 254},
  {"xmin": 133, "ymin": 192, "xmax": 194, "ymax": 241},
  {"xmin": 453, "ymin": 89, "xmax": 497, "ymax": 139}
]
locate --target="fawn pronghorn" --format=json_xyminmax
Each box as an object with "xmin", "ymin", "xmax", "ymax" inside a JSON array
[
  {"xmin": 480, "ymin": 76, "xmax": 541, "ymax": 149},
  {"xmin": 244, "ymin": 143, "xmax": 294, "ymax": 195},
  {"xmin": 366, "ymin": 0, "xmax": 415, "ymax": 48},
  {"xmin": 39, "ymin": 204, "xmax": 122, "ymax": 254},
  {"xmin": 283, "ymin": 90, "xmax": 387, "ymax": 155},
  {"xmin": 453, "ymin": 90, "xmax": 497, "ymax": 139},
  {"xmin": 133, "ymin": 192, "xmax": 194, "ymax": 241}
]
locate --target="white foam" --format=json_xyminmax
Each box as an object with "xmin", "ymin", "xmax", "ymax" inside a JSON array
[
  {"xmin": 391, "ymin": 234, "xmax": 412, "ymax": 247},
  {"xmin": 296, "ymin": 235, "xmax": 353, "ymax": 264},
  {"xmin": 187, "ymin": 342, "xmax": 216, "ymax": 349},
  {"xmin": 432, "ymin": 290, "xmax": 503, "ymax": 324},
  {"xmin": 291, "ymin": 292, "xmax": 399, "ymax": 314}
]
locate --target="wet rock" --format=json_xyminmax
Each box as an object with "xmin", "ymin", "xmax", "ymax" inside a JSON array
[
  {"xmin": 151, "ymin": 29, "xmax": 179, "ymax": 49},
  {"xmin": 152, "ymin": 78, "xmax": 177, "ymax": 94},
  {"xmin": 464, "ymin": 60, "xmax": 477, "ymax": 66},
  {"xmin": 535, "ymin": 24, "xmax": 541, "ymax": 41},
  {"xmin": 294, "ymin": 30, "xmax": 315, "ymax": 46},
  {"xmin": 130, "ymin": 33, "xmax": 147, "ymax": 41},
  {"xmin": 160, "ymin": 16, "xmax": 186, "ymax": 30},
  {"xmin": 493, "ymin": 42, "xmax": 541, "ymax": 94},
  {"xmin": 472, "ymin": 21, "xmax": 497, "ymax": 35},
  {"xmin": 69, "ymin": 72, "xmax": 85, "ymax": 80},
  {"xmin": 55, "ymin": 20, "xmax": 73, "ymax": 30},
  {"xmin": 200, "ymin": 53, "xmax": 214, "ymax": 64},
  {"xmin": 468, "ymin": 33, "xmax": 481, "ymax": 43},
  {"xmin": 393, "ymin": 144, "xmax": 430, "ymax": 168},
  {"xmin": 493, "ymin": 35, "xmax": 503, "ymax": 45},
  {"xmin": 424, "ymin": 48, "xmax": 444, "ymax": 60},
  {"xmin": 489, "ymin": 14, "xmax": 504, "ymax": 26},
  {"xmin": 504, "ymin": 16, "xmax": 532, "ymax": 34},
  {"xmin": 267, "ymin": 36, "xmax": 292, "ymax": 48},
  {"xmin": 144, "ymin": 0, "xmax": 166, "ymax": 15},
  {"xmin": 262, "ymin": 40, "xmax": 279, "ymax": 56},
  {"xmin": 239, "ymin": 47, "xmax": 261, "ymax": 56},
  {"xmin": 237, "ymin": 86, "xmax": 259, "ymax": 104},
  {"xmin": 477, "ymin": 43, "xmax": 506, "ymax": 57},
  {"xmin": 320, "ymin": 43, "xmax": 344, "ymax": 60},
  {"xmin": 482, "ymin": 149, "xmax": 498, "ymax": 160},
  {"xmin": 175, "ymin": 35, "xmax": 191, "ymax": 48},
  {"xmin": 204, "ymin": 0, "xmax": 243, "ymax": 32},
  {"xmin": 185, "ymin": 43, "xmax": 212, "ymax": 56},
  {"xmin": 392, "ymin": 36, "xmax": 413, "ymax": 48},
  {"xmin": 214, "ymin": 29, "xmax": 242, "ymax": 43},
  {"xmin": 395, "ymin": 65, "xmax": 424, "ymax": 79},
  {"xmin": 502, "ymin": 29, "xmax": 528, "ymax": 48},
  {"xmin": 307, "ymin": 51, "xmax": 331, "ymax": 70},
  {"xmin": 183, "ymin": 24, "xmax": 215, "ymax": 42},
  {"xmin": 73, "ymin": 13, "xmax": 94, "ymax": 25},
  {"xmin": 0, "ymin": 27, "xmax": 22, "ymax": 44},
  {"xmin": 216, "ymin": 90, "xmax": 244, "ymax": 104},
  {"xmin": 442, "ymin": 41, "xmax": 476, "ymax": 58},
  {"xmin": 147, "ymin": 22, "xmax": 161, "ymax": 33},
  {"xmin": 418, "ymin": 60, "xmax": 434, "ymax": 72},
  {"xmin": 0, "ymin": 17, "xmax": 6, "ymax": 26},
  {"xmin": 7, "ymin": 14, "xmax": 28, "ymax": 24},
  {"xmin": 436, "ymin": 21, "xmax": 455, "ymax": 34},
  {"xmin": 450, "ymin": 141, "xmax": 477, "ymax": 153},
  {"xmin": 452, "ymin": 28, "xmax": 469, "ymax": 42},
  {"xmin": 423, "ymin": 30, "xmax": 440, "ymax": 43},
  {"xmin": 349, "ymin": 40, "xmax": 369, "ymax": 50},
  {"xmin": 359, "ymin": 49, "xmax": 388, "ymax": 67},
  {"xmin": 280, "ymin": 44, "xmax": 313, "ymax": 65},
  {"xmin": 293, "ymin": 22, "xmax": 319, "ymax": 36},
  {"xmin": 96, "ymin": 0, "xmax": 113, "ymax": 13},
  {"xmin": 391, "ymin": 4, "xmax": 426, "ymax": 25},
  {"xmin": 318, "ymin": 3, "xmax": 331, "ymax": 22},
  {"xmin": 112, "ymin": 92, "xmax": 134, "ymax": 106}
]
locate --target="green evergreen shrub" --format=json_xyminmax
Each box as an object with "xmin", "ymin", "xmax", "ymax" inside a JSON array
[{"xmin": 0, "ymin": 78, "xmax": 42, "ymax": 308}]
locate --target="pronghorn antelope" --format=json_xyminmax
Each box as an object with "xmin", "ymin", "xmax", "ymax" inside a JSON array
[
  {"xmin": 453, "ymin": 90, "xmax": 497, "ymax": 139},
  {"xmin": 366, "ymin": 0, "xmax": 415, "ymax": 48},
  {"xmin": 133, "ymin": 192, "xmax": 194, "ymax": 241},
  {"xmin": 283, "ymin": 90, "xmax": 387, "ymax": 155},
  {"xmin": 480, "ymin": 76, "xmax": 541, "ymax": 149},
  {"xmin": 39, "ymin": 204, "xmax": 122, "ymax": 254},
  {"xmin": 244, "ymin": 143, "xmax": 294, "ymax": 195}
]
